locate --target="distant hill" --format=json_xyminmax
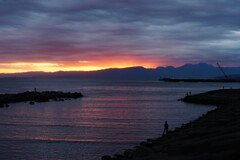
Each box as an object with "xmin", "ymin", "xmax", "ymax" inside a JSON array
[
  {"xmin": 157, "ymin": 63, "xmax": 240, "ymax": 79},
  {"xmin": 156, "ymin": 63, "xmax": 217, "ymax": 79},
  {"xmin": 0, "ymin": 63, "xmax": 239, "ymax": 80},
  {"xmin": 0, "ymin": 67, "xmax": 159, "ymax": 80}
]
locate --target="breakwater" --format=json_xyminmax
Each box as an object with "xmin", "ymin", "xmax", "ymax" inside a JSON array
[
  {"xmin": 181, "ymin": 89, "xmax": 240, "ymax": 105},
  {"xmin": 0, "ymin": 91, "xmax": 83, "ymax": 107}
]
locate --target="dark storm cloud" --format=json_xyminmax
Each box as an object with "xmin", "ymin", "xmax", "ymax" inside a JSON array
[{"xmin": 0, "ymin": 0, "xmax": 240, "ymax": 66}]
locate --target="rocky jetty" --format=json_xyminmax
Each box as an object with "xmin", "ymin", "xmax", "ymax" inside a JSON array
[
  {"xmin": 181, "ymin": 89, "xmax": 240, "ymax": 105},
  {"xmin": 0, "ymin": 91, "xmax": 83, "ymax": 107},
  {"xmin": 102, "ymin": 89, "xmax": 240, "ymax": 160}
]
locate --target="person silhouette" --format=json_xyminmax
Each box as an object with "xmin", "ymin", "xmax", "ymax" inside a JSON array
[{"xmin": 163, "ymin": 121, "xmax": 168, "ymax": 135}]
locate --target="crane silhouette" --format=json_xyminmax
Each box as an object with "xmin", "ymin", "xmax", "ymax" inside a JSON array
[{"xmin": 216, "ymin": 63, "xmax": 229, "ymax": 79}]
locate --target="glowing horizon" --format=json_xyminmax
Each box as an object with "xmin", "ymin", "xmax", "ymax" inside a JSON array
[{"xmin": 0, "ymin": 60, "xmax": 161, "ymax": 74}]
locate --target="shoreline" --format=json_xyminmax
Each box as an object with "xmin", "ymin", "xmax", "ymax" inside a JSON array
[{"xmin": 102, "ymin": 89, "xmax": 240, "ymax": 160}]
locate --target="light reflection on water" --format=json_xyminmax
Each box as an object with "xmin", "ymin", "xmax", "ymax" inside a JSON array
[{"xmin": 0, "ymin": 79, "xmax": 239, "ymax": 160}]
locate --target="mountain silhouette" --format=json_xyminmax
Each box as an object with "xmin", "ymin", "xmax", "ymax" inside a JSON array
[
  {"xmin": 157, "ymin": 63, "xmax": 219, "ymax": 79},
  {"xmin": 0, "ymin": 63, "xmax": 239, "ymax": 80}
]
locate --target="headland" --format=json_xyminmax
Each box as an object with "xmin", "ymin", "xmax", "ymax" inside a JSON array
[
  {"xmin": 160, "ymin": 78, "xmax": 240, "ymax": 83},
  {"xmin": 102, "ymin": 89, "xmax": 240, "ymax": 160}
]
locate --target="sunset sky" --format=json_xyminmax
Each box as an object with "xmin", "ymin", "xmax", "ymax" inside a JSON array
[{"xmin": 0, "ymin": 0, "xmax": 240, "ymax": 73}]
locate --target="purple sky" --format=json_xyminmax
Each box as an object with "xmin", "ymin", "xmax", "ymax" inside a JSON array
[{"xmin": 0, "ymin": 0, "xmax": 240, "ymax": 72}]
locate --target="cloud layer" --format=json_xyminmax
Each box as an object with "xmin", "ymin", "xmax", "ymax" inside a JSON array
[{"xmin": 0, "ymin": 0, "xmax": 240, "ymax": 72}]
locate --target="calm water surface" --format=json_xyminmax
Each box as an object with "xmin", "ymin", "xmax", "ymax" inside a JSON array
[{"xmin": 0, "ymin": 79, "xmax": 239, "ymax": 160}]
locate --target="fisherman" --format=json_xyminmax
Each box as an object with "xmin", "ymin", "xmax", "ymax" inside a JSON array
[{"xmin": 163, "ymin": 121, "xmax": 168, "ymax": 135}]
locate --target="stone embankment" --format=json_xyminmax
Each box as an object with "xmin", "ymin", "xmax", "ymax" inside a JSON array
[
  {"xmin": 102, "ymin": 89, "xmax": 240, "ymax": 160},
  {"xmin": 0, "ymin": 91, "xmax": 83, "ymax": 107},
  {"xmin": 181, "ymin": 89, "xmax": 240, "ymax": 105}
]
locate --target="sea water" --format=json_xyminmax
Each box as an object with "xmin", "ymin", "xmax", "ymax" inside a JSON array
[{"xmin": 0, "ymin": 78, "xmax": 239, "ymax": 160}]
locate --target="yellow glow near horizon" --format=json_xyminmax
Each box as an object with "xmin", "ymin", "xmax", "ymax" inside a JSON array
[
  {"xmin": 0, "ymin": 64, "xmax": 104, "ymax": 73},
  {"xmin": 0, "ymin": 60, "xmax": 158, "ymax": 74}
]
